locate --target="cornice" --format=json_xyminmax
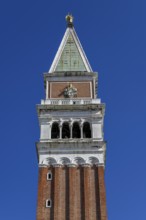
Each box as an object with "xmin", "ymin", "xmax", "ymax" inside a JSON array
[
  {"xmin": 36, "ymin": 141, "xmax": 106, "ymax": 155},
  {"xmin": 44, "ymin": 71, "xmax": 97, "ymax": 79},
  {"xmin": 36, "ymin": 103, "xmax": 105, "ymax": 115}
]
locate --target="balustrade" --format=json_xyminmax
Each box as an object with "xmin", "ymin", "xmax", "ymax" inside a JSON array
[{"xmin": 41, "ymin": 98, "xmax": 101, "ymax": 105}]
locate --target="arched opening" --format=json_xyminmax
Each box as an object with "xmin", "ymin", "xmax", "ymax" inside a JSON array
[
  {"xmin": 73, "ymin": 157, "xmax": 85, "ymax": 165},
  {"xmin": 44, "ymin": 157, "xmax": 57, "ymax": 166},
  {"xmin": 46, "ymin": 199, "xmax": 52, "ymax": 208},
  {"xmin": 47, "ymin": 172, "xmax": 52, "ymax": 181},
  {"xmin": 88, "ymin": 157, "xmax": 99, "ymax": 165},
  {"xmin": 62, "ymin": 122, "xmax": 70, "ymax": 138},
  {"xmin": 83, "ymin": 122, "xmax": 91, "ymax": 138},
  {"xmin": 51, "ymin": 122, "xmax": 59, "ymax": 139},
  {"xmin": 72, "ymin": 122, "xmax": 81, "ymax": 138},
  {"xmin": 59, "ymin": 157, "xmax": 71, "ymax": 165}
]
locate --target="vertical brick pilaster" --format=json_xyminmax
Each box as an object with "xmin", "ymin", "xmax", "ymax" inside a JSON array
[
  {"xmin": 66, "ymin": 166, "xmax": 69, "ymax": 219},
  {"xmin": 54, "ymin": 167, "xmax": 66, "ymax": 220},
  {"xmin": 69, "ymin": 167, "xmax": 82, "ymax": 220},
  {"xmin": 50, "ymin": 167, "xmax": 55, "ymax": 219},
  {"xmin": 36, "ymin": 167, "xmax": 53, "ymax": 220},
  {"xmin": 80, "ymin": 166, "xmax": 85, "ymax": 220},
  {"xmin": 69, "ymin": 167, "xmax": 76, "ymax": 220},
  {"xmin": 84, "ymin": 166, "xmax": 97, "ymax": 220},
  {"xmin": 97, "ymin": 166, "xmax": 107, "ymax": 220},
  {"xmin": 84, "ymin": 167, "xmax": 90, "ymax": 220},
  {"xmin": 75, "ymin": 166, "xmax": 82, "ymax": 220},
  {"xmin": 95, "ymin": 166, "xmax": 101, "ymax": 220}
]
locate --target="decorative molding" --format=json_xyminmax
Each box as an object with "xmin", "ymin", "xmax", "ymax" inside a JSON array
[
  {"xmin": 63, "ymin": 83, "xmax": 77, "ymax": 98},
  {"xmin": 82, "ymin": 164, "xmax": 92, "ymax": 167},
  {"xmin": 37, "ymin": 103, "xmax": 105, "ymax": 114},
  {"xmin": 53, "ymin": 164, "xmax": 63, "ymax": 168},
  {"xmin": 41, "ymin": 155, "xmax": 102, "ymax": 166},
  {"xmin": 67, "ymin": 164, "xmax": 77, "ymax": 167}
]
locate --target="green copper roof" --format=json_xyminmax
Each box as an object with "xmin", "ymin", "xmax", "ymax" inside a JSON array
[
  {"xmin": 55, "ymin": 33, "xmax": 87, "ymax": 72},
  {"xmin": 49, "ymin": 26, "xmax": 92, "ymax": 73}
]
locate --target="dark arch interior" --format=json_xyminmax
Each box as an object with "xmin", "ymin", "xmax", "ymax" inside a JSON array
[
  {"xmin": 83, "ymin": 122, "xmax": 91, "ymax": 138},
  {"xmin": 47, "ymin": 199, "xmax": 51, "ymax": 207},
  {"xmin": 62, "ymin": 123, "xmax": 70, "ymax": 138},
  {"xmin": 72, "ymin": 122, "xmax": 81, "ymax": 138},
  {"xmin": 51, "ymin": 122, "xmax": 59, "ymax": 139}
]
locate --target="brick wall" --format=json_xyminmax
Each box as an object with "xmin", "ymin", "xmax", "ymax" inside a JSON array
[{"xmin": 36, "ymin": 166, "xmax": 107, "ymax": 220}]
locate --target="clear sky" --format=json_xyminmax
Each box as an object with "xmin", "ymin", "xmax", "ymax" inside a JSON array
[{"xmin": 0, "ymin": 0, "xmax": 146, "ymax": 219}]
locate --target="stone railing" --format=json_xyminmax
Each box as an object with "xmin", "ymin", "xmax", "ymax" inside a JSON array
[{"xmin": 41, "ymin": 98, "xmax": 101, "ymax": 105}]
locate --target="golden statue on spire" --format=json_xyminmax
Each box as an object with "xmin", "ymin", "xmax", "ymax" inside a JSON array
[{"xmin": 65, "ymin": 14, "xmax": 74, "ymax": 27}]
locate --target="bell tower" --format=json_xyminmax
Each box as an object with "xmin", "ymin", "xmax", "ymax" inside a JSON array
[{"xmin": 36, "ymin": 15, "xmax": 107, "ymax": 220}]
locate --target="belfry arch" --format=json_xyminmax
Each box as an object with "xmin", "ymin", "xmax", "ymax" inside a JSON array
[
  {"xmin": 62, "ymin": 122, "xmax": 70, "ymax": 138},
  {"xmin": 72, "ymin": 122, "xmax": 81, "ymax": 138},
  {"xmin": 51, "ymin": 122, "xmax": 59, "ymax": 139},
  {"xmin": 83, "ymin": 122, "xmax": 91, "ymax": 138}
]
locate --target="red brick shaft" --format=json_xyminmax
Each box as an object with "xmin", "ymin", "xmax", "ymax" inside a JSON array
[{"xmin": 36, "ymin": 166, "xmax": 107, "ymax": 220}]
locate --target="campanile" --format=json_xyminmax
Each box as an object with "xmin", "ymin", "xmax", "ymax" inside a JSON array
[{"xmin": 36, "ymin": 15, "xmax": 107, "ymax": 220}]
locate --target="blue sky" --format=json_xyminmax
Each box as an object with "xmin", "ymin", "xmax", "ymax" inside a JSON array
[{"xmin": 0, "ymin": 0, "xmax": 146, "ymax": 219}]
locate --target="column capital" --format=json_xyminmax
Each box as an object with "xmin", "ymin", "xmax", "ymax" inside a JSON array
[
  {"xmin": 69, "ymin": 123, "xmax": 73, "ymax": 128},
  {"xmin": 59, "ymin": 123, "xmax": 63, "ymax": 127},
  {"xmin": 80, "ymin": 118, "xmax": 84, "ymax": 126}
]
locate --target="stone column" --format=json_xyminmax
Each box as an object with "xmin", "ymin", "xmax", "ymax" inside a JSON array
[
  {"xmin": 59, "ymin": 124, "xmax": 62, "ymax": 139},
  {"xmin": 80, "ymin": 120, "xmax": 84, "ymax": 139},
  {"xmin": 80, "ymin": 123, "xmax": 83, "ymax": 139},
  {"xmin": 59, "ymin": 119, "xmax": 63, "ymax": 139},
  {"xmin": 69, "ymin": 121, "xmax": 73, "ymax": 139}
]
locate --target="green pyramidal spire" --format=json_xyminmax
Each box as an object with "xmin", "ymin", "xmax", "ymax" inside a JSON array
[
  {"xmin": 55, "ymin": 33, "xmax": 87, "ymax": 71},
  {"xmin": 49, "ymin": 15, "xmax": 92, "ymax": 73}
]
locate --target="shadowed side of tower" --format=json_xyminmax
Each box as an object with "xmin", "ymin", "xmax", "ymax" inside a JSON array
[{"xmin": 36, "ymin": 15, "xmax": 107, "ymax": 220}]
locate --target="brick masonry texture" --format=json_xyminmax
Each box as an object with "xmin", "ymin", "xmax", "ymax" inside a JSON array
[{"xmin": 36, "ymin": 166, "xmax": 107, "ymax": 220}]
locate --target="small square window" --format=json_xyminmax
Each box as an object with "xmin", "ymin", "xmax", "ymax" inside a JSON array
[
  {"xmin": 46, "ymin": 199, "xmax": 52, "ymax": 208},
  {"xmin": 47, "ymin": 172, "xmax": 52, "ymax": 180}
]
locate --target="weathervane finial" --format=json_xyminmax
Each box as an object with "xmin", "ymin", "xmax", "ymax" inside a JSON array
[{"xmin": 65, "ymin": 14, "xmax": 74, "ymax": 27}]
